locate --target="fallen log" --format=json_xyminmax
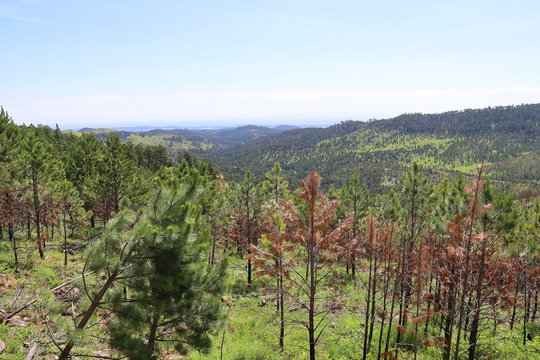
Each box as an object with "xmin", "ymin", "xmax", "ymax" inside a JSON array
[{"xmin": 25, "ymin": 342, "xmax": 39, "ymax": 360}]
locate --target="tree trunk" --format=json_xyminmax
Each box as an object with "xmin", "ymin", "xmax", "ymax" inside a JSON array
[
  {"xmin": 27, "ymin": 216, "xmax": 31, "ymax": 240},
  {"xmin": 308, "ymin": 221, "xmax": 316, "ymax": 360},
  {"xmin": 377, "ymin": 254, "xmax": 391, "ymax": 360},
  {"xmin": 532, "ymin": 291, "xmax": 538, "ymax": 323},
  {"xmin": 362, "ymin": 253, "xmax": 373, "ymax": 360},
  {"xmin": 523, "ymin": 279, "xmax": 529, "ymax": 346},
  {"xmin": 247, "ymin": 258, "xmax": 252, "ymax": 285},
  {"xmin": 63, "ymin": 212, "xmax": 68, "ymax": 266},
  {"xmin": 10, "ymin": 226, "xmax": 17, "ymax": 272},
  {"xmin": 279, "ymin": 268, "xmax": 285, "ymax": 351},
  {"xmin": 368, "ymin": 254, "xmax": 379, "ymax": 347},
  {"xmin": 443, "ymin": 284, "xmax": 456, "ymax": 360},
  {"xmin": 510, "ymin": 281, "xmax": 519, "ymax": 330},
  {"xmin": 384, "ymin": 250, "xmax": 403, "ymax": 357},
  {"xmin": 147, "ymin": 315, "xmax": 159, "ymax": 354},
  {"xmin": 58, "ymin": 270, "xmax": 119, "ymax": 360},
  {"xmin": 32, "ymin": 174, "xmax": 44, "ymax": 259},
  {"xmin": 468, "ymin": 242, "xmax": 486, "ymax": 360}
]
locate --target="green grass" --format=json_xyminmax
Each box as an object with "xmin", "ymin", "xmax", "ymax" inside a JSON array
[
  {"xmin": 0, "ymin": 236, "xmax": 86, "ymax": 359},
  {"xmin": 3, "ymin": 240, "xmax": 540, "ymax": 359}
]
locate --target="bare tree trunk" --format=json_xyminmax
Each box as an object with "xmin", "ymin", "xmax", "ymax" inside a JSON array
[
  {"xmin": 32, "ymin": 174, "xmax": 44, "ymax": 259},
  {"xmin": 9, "ymin": 226, "xmax": 17, "ymax": 272},
  {"xmin": 523, "ymin": 277, "xmax": 529, "ymax": 346},
  {"xmin": 247, "ymin": 258, "xmax": 252, "ymax": 285},
  {"xmin": 308, "ymin": 214, "xmax": 316, "ymax": 360},
  {"xmin": 308, "ymin": 257, "xmax": 316, "ymax": 360},
  {"xmin": 368, "ymin": 254, "xmax": 379, "ymax": 347},
  {"xmin": 63, "ymin": 212, "xmax": 68, "ymax": 266},
  {"xmin": 384, "ymin": 253, "xmax": 403, "ymax": 357},
  {"xmin": 362, "ymin": 252, "xmax": 373, "ymax": 360},
  {"xmin": 443, "ymin": 284, "xmax": 456, "ymax": 360},
  {"xmin": 27, "ymin": 215, "xmax": 31, "ymax": 240},
  {"xmin": 377, "ymin": 252, "xmax": 390, "ymax": 360},
  {"xmin": 58, "ymin": 270, "xmax": 119, "ymax": 360},
  {"xmin": 468, "ymin": 242, "xmax": 486, "ymax": 360},
  {"xmin": 510, "ymin": 280, "xmax": 520, "ymax": 330},
  {"xmin": 532, "ymin": 290, "xmax": 538, "ymax": 323},
  {"xmin": 279, "ymin": 266, "xmax": 285, "ymax": 351}
]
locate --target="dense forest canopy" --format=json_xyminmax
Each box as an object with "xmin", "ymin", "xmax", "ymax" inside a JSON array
[{"xmin": 0, "ymin": 105, "xmax": 540, "ymax": 359}]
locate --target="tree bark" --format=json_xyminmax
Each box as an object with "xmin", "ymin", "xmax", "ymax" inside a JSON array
[
  {"xmin": 58, "ymin": 270, "xmax": 119, "ymax": 360},
  {"xmin": 63, "ymin": 212, "xmax": 68, "ymax": 266},
  {"xmin": 147, "ymin": 314, "xmax": 159, "ymax": 354},
  {"xmin": 9, "ymin": 225, "xmax": 17, "ymax": 271},
  {"xmin": 32, "ymin": 173, "xmax": 44, "ymax": 259}
]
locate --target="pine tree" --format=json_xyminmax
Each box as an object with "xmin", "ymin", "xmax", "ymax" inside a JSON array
[
  {"xmin": 262, "ymin": 162, "xmax": 289, "ymax": 206},
  {"xmin": 18, "ymin": 132, "xmax": 63, "ymax": 259},
  {"xmin": 59, "ymin": 181, "xmax": 225, "ymax": 359},
  {"xmin": 0, "ymin": 108, "xmax": 21, "ymax": 243},
  {"xmin": 395, "ymin": 163, "xmax": 434, "ymax": 354},
  {"xmin": 229, "ymin": 170, "xmax": 266, "ymax": 285},
  {"xmin": 54, "ymin": 180, "xmax": 85, "ymax": 266},
  {"xmin": 335, "ymin": 174, "xmax": 370, "ymax": 277},
  {"xmin": 95, "ymin": 134, "xmax": 138, "ymax": 221},
  {"xmin": 106, "ymin": 183, "xmax": 226, "ymax": 358}
]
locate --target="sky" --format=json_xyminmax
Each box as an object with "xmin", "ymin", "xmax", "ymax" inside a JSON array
[{"xmin": 1, "ymin": 0, "xmax": 540, "ymax": 129}]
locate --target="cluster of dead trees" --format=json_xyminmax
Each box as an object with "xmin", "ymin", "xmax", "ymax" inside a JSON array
[{"xmin": 225, "ymin": 165, "xmax": 540, "ymax": 360}]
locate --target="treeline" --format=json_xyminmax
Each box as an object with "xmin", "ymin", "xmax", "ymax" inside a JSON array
[
  {"xmin": 0, "ymin": 108, "xmax": 215, "ymax": 267},
  {"xmin": 373, "ymin": 104, "xmax": 540, "ymax": 136}
]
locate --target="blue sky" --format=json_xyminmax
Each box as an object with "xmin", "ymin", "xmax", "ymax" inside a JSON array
[{"xmin": 1, "ymin": 0, "xmax": 540, "ymax": 129}]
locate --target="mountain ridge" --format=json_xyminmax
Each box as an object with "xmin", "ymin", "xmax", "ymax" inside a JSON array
[{"xmin": 205, "ymin": 104, "xmax": 540, "ymax": 189}]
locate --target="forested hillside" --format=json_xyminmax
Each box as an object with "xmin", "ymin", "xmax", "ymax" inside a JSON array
[
  {"xmin": 1, "ymin": 106, "xmax": 540, "ymax": 360},
  {"xmin": 77, "ymin": 124, "xmax": 298, "ymax": 152},
  {"xmin": 209, "ymin": 104, "xmax": 540, "ymax": 189},
  {"xmin": 77, "ymin": 104, "xmax": 540, "ymax": 191}
]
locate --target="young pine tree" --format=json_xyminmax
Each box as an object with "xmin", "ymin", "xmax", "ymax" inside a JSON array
[
  {"xmin": 58, "ymin": 181, "xmax": 225, "ymax": 359},
  {"xmin": 229, "ymin": 170, "xmax": 267, "ymax": 285}
]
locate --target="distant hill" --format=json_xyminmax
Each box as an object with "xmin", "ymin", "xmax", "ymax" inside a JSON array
[
  {"xmin": 204, "ymin": 104, "xmax": 540, "ymax": 189},
  {"xmin": 77, "ymin": 124, "xmax": 300, "ymax": 151}
]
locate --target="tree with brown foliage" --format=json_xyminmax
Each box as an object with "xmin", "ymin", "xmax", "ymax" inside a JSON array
[
  {"xmin": 251, "ymin": 171, "xmax": 351, "ymax": 360},
  {"xmin": 0, "ymin": 188, "xmax": 25, "ymax": 271},
  {"xmin": 228, "ymin": 171, "xmax": 268, "ymax": 285}
]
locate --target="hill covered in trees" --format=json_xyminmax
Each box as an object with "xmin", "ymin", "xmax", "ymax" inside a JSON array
[
  {"xmin": 207, "ymin": 104, "xmax": 540, "ymax": 189},
  {"xmin": 76, "ymin": 124, "xmax": 299, "ymax": 152}
]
